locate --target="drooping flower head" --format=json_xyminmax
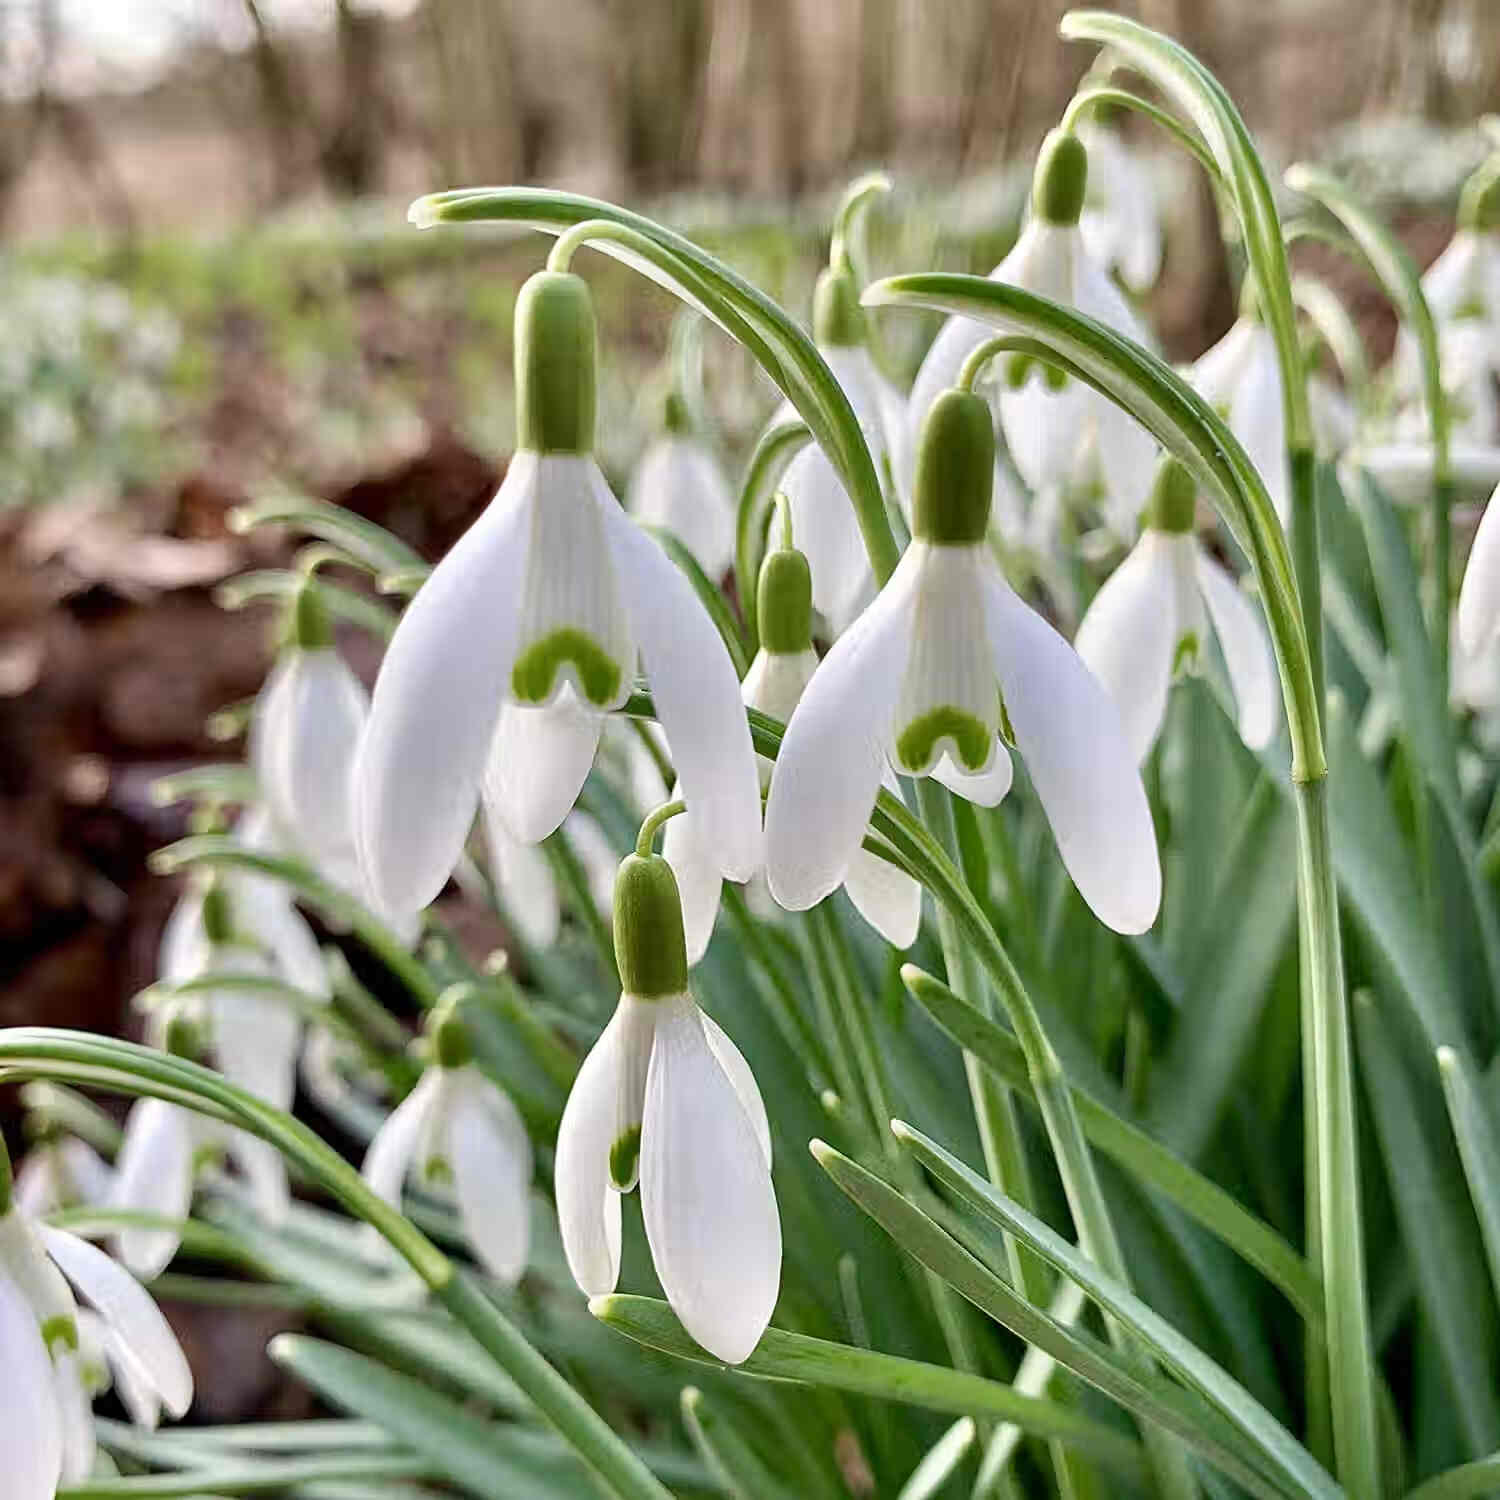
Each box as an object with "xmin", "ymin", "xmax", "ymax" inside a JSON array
[
  {"xmin": 1074, "ymin": 457, "xmax": 1278, "ymax": 762},
  {"xmin": 664, "ymin": 529, "xmax": 921, "ymax": 959},
  {"xmin": 362, "ymin": 1002, "xmax": 533, "ymax": 1285},
  {"xmin": 0, "ymin": 1137, "xmax": 192, "ymax": 1498},
  {"xmin": 1458, "ymin": 479, "xmax": 1500, "ymax": 659},
  {"xmin": 626, "ymin": 389, "xmax": 736, "ymax": 580},
  {"xmin": 555, "ymin": 853, "xmax": 779, "ymax": 1363},
  {"xmin": 907, "ymin": 129, "xmax": 1159, "ymax": 542},
  {"xmin": 354, "ymin": 270, "xmax": 761, "ymax": 920},
  {"xmin": 767, "ymin": 386, "xmax": 1161, "ymax": 935},
  {"xmin": 1077, "ymin": 120, "xmax": 1164, "ymax": 296}
]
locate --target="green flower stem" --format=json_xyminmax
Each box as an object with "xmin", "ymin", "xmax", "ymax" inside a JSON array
[
  {"xmin": 1059, "ymin": 84, "xmax": 1223, "ymax": 182},
  {"xmin": 1285, "ymin": 163, "xmax": 1453, "ymax": 681},
  {"xmin": 148, "ymin": 836, "xmax": 438, "ymax": 1008},
  {"xmin": 0, "ymin": 1029, "xmax": 673, "ymax": 1500},
  {"xmin": 216, "ymin": 569, "xmax": 398, "ymax": 642},
  {"xmin": 1406, "ymin": 1455, "xmax": 1500, "ymax": 1500},
  {"xmin": 407, "ymin": 191, "xmax": 901, "ymax": 584},
  {"xmin": 829, "ymin": 171, "xmax": 892, "ymax": 279},
  {"xmin": 735, "ymin": 419, "xmax": 812, "ymax": 652},
  {"xmin": 543, "ymin": 825, "xmax": 620, "ymax": 988},
  {"xmin": 230, "ymin": 491, "xmax": 426, "ymax": 575},
  {"xmin": 635, "ymin": 799, "xmax": 688, "ymax": 857},
  {"xmin": 57, "ymin": 1452, "xmax": 440, "ymax": 1497}
]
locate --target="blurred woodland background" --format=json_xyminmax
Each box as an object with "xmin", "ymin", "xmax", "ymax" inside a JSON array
[{"xmin": 0, "ymin": 0, "xmax": 1498, "ymax": 1410}]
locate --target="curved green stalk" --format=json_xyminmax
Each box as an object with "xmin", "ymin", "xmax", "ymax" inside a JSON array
[
  {"xmin": 1060, "ymin": 84, "xmax": 1223, "ymax": 182},
  {"xmin": 736, "ymin": 418, "xmax": 811, "ymax": 651},
  {"xmin": 216, "ymin": 569, "xmax": 398, "ymax": 641},
  {"xmin": 1285, "ymin": 164, "xmax": 1452, "ymax": 678},
  {"xmin": 0, "ymin": 1029, "xmax": 672, "ymax": 1500},
  {"xmin": 1292, "ymin": 274, "xmax": 1370, "ymax": 405},
  {"xmin": 409, "ymin": 192, "xmax": 901, "ymax": 587},
  {"xmin": 861, "ymin": 269, "xmax": 1378, "ymax": 1499},
  {"xmin": 230, "ymin": 491, "xmax": 426, "ymax": 575},
  {"xmin": 635, "ymin": 798, "xmax": 688, "ymax": 856}
]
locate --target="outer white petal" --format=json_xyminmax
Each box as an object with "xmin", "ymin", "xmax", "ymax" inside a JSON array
[
  {"xmin": 662, "ymin": 802, "xmax": 722, "ymax": 966},
  {"xmin": 251, "ymin": 648, "xmax": 368, "ymax": 879},
  {"xmin": 1078, "ymin": 125, "xmax": 1163, "ymax": 294},
  {"xmin": 482, "ymin": 806, "xmax": 559, "ymax": 949},
  {"xmin": 562, "ymin": 810, "xmax": 619, "ymax": 915},
  {"xmin": 1229, "ymin": 334, "xmax": 1288, "ymax": 525},
  {"xmin": 447, "ymin": 1069, "xmax": 532, "ymax": 1285},
  {"xmin": 554, "ymin": 1007, "xmax": 634, "ymax": 1296},
  {"xmin": 779, "ymin": 442, "xmax": 873, "ymax": 627},
  {"xmin": 842, "ymin": 790, "xmax": 922, "ymax": 948},
  {"xmin": 483, "ymin": 689, "xmax": 604, "ymax": 846},
  {"xmin": 209, "ymin": 951, "xmax": 300, "ymax": 1112},
  {"xmin": 158, "ymin": 889, "xmax": 209, "ymax": 985},
  {"xmin": 53, "ymin": 1350, "xmax": 96, "ymax": 1484},
  {"xmin": 627, "ymin": 437, "xmax": 735, "ymax": 579},
  {"xmin": 40, "ymin": 1226, "xmax": 193, "ymax": 1420},
  {"xmin": 1422, "ymin": 230, "xmax": 1486, "ymax": 322},
  {"xmin": 1194, "ymin": 549, "xmax": 1279, "ymax": 750},
  {"xmin": 230, "ymin": 873, "xmax": 328, "ymax": 998},
  {"xmin": 15, "ymin": 1140, "xmax": 112, "ymax": 1219},
  {"xmin": 110, "ymin": 1100, "xmax": 195, "ymax": 1280},
  {"xmin": 1189, "ymin": 318, "xmax": 1257, "ymax": 413},
  {"xmin": 985, "ymin": 573, "xmax": 1161, "ymax": 933},
  {"xmin": 1001, "ymin": 376, "xmax": 1093, "ymax": 497},
  {"xmin": 0, "ymin": 1273, "xmax": 62, "ymax": 1500},
  {"xmin": 1460, "ymin": 483, "xmax": 1500, "ymax": 654},
  {"xmin": 228, "ymin": 1129, "xmax": 290, "ymax": 1227},
  {"xmin": 1073, "ymin": 532, "xmax": 1183, "ymax": 763},
  {"xmin": 106, "ymin": 1323, "xmax": 164, "ymax": 1431},
  {"xmin": 764, "ymin": 550, "xmax": 917, "ymax": 910},
  {"xmin": 697, "ymin": 1010, "xmax": 772, "ymax": 1167},
  {"xmin": 361, "ymin": 1069, "xmax": 444, "ymax": 1209},
  {"xmin": 602, "ymin": 493, "xmax": 762, "ymax": 882},
  {"xmin": 354, "ymin": 458, "xmax": 535, "ymax": 917},
  {"xmin": 1354, "ymin": 441, "xmax": 1500, "ymax": 508},
  {"xmin": 641, "ymin": 996, "xmax": 779, "ymax": 1364}
]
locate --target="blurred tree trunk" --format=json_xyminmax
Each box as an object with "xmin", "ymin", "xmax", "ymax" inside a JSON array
[
  {"xmin": 425, "ymin": 0, "xmax": 531, "ymax": 183},
  {"xmin": 851, "ymin": 0, "xmax": 895, "ymax": 162},
  {"xmin": 606, "ymin": 0, "xmax": 708, "ymax": 189},
  {"xmin": 241, "ymin": 0, "xmax": 305, "ymax": 201},
  {"xmin": 320, "ymin": 0, "xmax": 387, "ymax": 196}
]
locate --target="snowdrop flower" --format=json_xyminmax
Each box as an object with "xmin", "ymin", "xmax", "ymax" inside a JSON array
[
  {"xmin": 363, "ymin": 1008, "xmax": 532, "ymax": 1284},
  {"xmin": 626, "ymin": 393, "xmax": 736, "ymax": 579},
  {"xmin": 483, "ymin": 805, "xmax": 617, "ymax": 951},
  {"xmin": 767, "ymin": 388, "xmax": 1161, "ymax": 935},
  {"xmin": 1077, "ymin": 121, "xmax": 1164, "ymax": 295},
  {"xmin": 908, "ymin": 129, "xmax": 1158, "ymax": 540},
  {"xmin": 355, "ymin": 270, "xmax": 760, "ymax": 921},
  {"xmin": 664, "ymin": 539, "xmax": 921, "ymax": 960},
  {"xmin": 1348, "ymin": 441, "xmax": 1500, "ymax": 509},
  {"xmin": 1075, "ymin": 459, "xmax": 1278, "ymax": 761},
  {"xmin": 0, "ymin": 1142, "xmax": 193, "ymax": 1497},
  {"xmin": 1458, "ymin": 480, "xmax": 1500, "ymax": 657},
  {"xmin": 777, "ymin": 265, "xmax": 891, "ymax": 629},
  {"xmin": 14, "ymin": 1137, "xmax": 112, "ymax": 1220},
  {"xmin": 557, "ymin": 854, "xmax": 779, "ymax": 1363}
]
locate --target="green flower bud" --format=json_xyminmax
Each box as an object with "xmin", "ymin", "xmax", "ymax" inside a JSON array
[
  {"xmin": 1032, "ymin": 128, "xmax": 1088, "ymax": 227},
  {"xmin": 911, "ymin": 389, "xmax": 994, "ymax": 546},
  {"xmin": 431, "ymin": 1007, "xmax": 474, "ymax": 1070},
  {"xmin": 813, "ymin": 266, "xmax": 867, "ymax": 348},
  {"xmin": 1459, "ymin": 158, "xmax": 1500, "ymax": 234},
  {"xmin": 613, "ymin": 853, "xmax": 688, "ymax": 999},
  {"xmin": 285, "ymin": 580, "xmax": 332, "ymax": 651},
  {"xmin": 757, "ymin": 546, "xmax": 813, "ymax": 653},
  {"xmin": 1145, "ymin": 457, "xmax": 1197, "ymax": 534},
  {"xmin": 515, "ymin": 270, "xmax": 597, "ymax": 455}
]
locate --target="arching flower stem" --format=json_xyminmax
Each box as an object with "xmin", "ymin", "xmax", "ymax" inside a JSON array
[
  {"xmin": 1059, "ymin": 85, "xmax": 1222, "ymax": 183},
  {"xmin": 635, "ymin": 800, "xmax": 688, "ymax": 858}
]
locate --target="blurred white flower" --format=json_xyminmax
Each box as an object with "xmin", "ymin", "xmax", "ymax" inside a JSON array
[
  {"xmin": 1078, "ymin": 122, "xmax": 1164, "ymax": 295},
  {"xmin": 627, "ymin": 432, "xmax": 736, "ymax": 580},
  {"xmin": 1458, "ymin": 479, "xmax": 1500, "ymax": 656},
  {"xmin": 14, "ymin": 1138, "xmax": 112, "ymax": 1220},
  {"xmin": 483, "ymin": 806, "xmax": 618, "ymax": 951}
]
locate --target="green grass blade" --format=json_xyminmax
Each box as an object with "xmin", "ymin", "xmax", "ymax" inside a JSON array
[{"xmin": 1437, "ymin": 1046, "xmax": 1500, "ymax": 1309}]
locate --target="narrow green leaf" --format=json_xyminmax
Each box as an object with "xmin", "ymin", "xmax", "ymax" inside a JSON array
[
  {"xmin": 1351, "ymin": 995, "xmax": 1500, "ymax": 1458},
  {"xmin": 681, "ymin": 1387, "xmax": 803, "ymax": 1500},
  {"xmin": 892, "ymin": 1123, "xmax": 1342, "ymax": 1500},
  {"xmin": 896, "ymin": 1417, "xmax": 975, "ymax": 1500},
  {"xmin": 589, "ymin": 1293, "xmax": 1147, "ymax": 1484},
  {"xmin": 57, "ymin": 1453, "xmax": 437, "ymax": 1498},
  {"xmin": 900, "ymin": 965, "xmax": 1319, "ymax": 1324},
  {"xmin": 1437, "ymin": 1046, "xmax": 1500, "ymax": 1309},
  {"xmin": 230, "ymin": 491, "xmax": 426, "ymax": 574},
  {"xmin": 1406, "ymin": 1453, "xmax": 1500, "ymax": 1500}
]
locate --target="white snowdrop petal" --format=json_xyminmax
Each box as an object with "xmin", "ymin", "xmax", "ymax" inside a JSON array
[
  {"xmin": 627, "ymin": 437, "xmax": 736, "ymax": 580},
  {"xmin": 662, "ymin": 802, "xmax": 722, "ymax": 966},
  {"xmin": 484, "ymin": 690, "xmax": 605, "ymax": 846},
  {"xmin": 602, "ymin": 490, "xmax": 762, "ymax": 882},
  {"xmin": 984, "ymin": 573, "xmax": 1161, "ymax": 934},
  {"xmin": 1000, "ymin": 377, "xmax": 1092, "ymax": 497},
  {"xmin": 641, "ymin": 997, "xmax": 780, "ymax": 1364},
  {"xmin": 362, "ymin": 1069, "xmax": 444, "ymax": 1209},
  {"xmin": 1194, "ymin": 549, "xmax": 1280, "ymax": 750},
  {"xmin": 0, "ymin": 1272, "xmax": 63, "ymax": 1500},
  {"xmin": 40, "ymin": 1227, "xmax": 194, "ymax": 1419},
  {"xmin": 354, "ymin": 458, "xmax": 535, "ymax": 918},
  {"xmin": 697, "ymin": 1009, "xmax": 773, "ymax": 1168},
  {"xmin": 1354, "ymin": 441, "xmax": 1500, "ymax": 508},
  {"xmin": 554, "ymin": 1007, "xmax": 633, "ymax": 1296},
  {"xmin": 779, "ymin": 443, "xmax": 874, "ymax": 629},
  {"xmin": 209, "ymin": 953, "xmax": 301, "ymax": 1113},
  {"xmin": 54, "ymin": 1350, "xmax": 97, "ymax": 1484},
  {"xmin": 1229, "ymin": 334, "xmax": 1289, "ymax": 526},
  {"xmin": 1421, "ymin": 230, "xmax": 1486, "ymax": 322},
  {"xmin": 843, "ymin": 841, "xmax": 922, "ymax": 950},
  {"xmin": 110, "ymin": 1100, "xmax": 195, "ymax": 1280},
  {"xmin": 1073, "ymin": 533, "xmax": 1182, "ymax": 764},
  {"xmin": 561, "ymin": 810, "xmax": 619, "ymax": 915},
  {"xmin": 251, "ymin": 648, "xmax": 369, "ymax": 880},
  {"xmin": 229, "ymin": 1129, "xmax": 290, "ymax": 1228},
  {"xmin": 448, "ymin": 1071, "xmax": 532, "ymax": 1285},
  {"xmin": 158, "ymin": 889, "xmax": 209, "ymax": 986},
  {"xmin": 1190, "ymin": 319, "xmax": 1258, "ymax": 413},
  {"xmin": 741, "ymin": 647, "xmax": 819, "ymax": 728},
  {"xmin": 765, "ymin": 551, "xmax": 917, "ymax": 911},
  {"xmin": 1459, "ymin": 482, "xmax": 1500, "ymax": 654},
  {"xmin": 108, "ymin": 1328, "xmax": 164, "ymax": 1431},
  {"xmin": 931, "ymin": 744, "xmax": 1014, "ymax": 807},
  {"xmin": 482, "ymin": 807, "xmax": 560, "ymax": 949},
  {"xmin": 232, "ymin": 873, "xmax": 329, "ymax": 999},
  {"xmin": 906, "ymin": 302, "xmax": 999, "ymax": 499}
]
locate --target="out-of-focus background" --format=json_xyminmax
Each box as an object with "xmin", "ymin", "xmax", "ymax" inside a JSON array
[
  {"xmin": 0, "ymin": 0, "xmax": 1494, "ymax": 1427},
  {"xmin": 0, "ymin": 0, "xmax": 1496, "ymax": 1164}
]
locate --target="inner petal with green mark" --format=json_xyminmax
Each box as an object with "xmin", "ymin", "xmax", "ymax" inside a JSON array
[
  {"xmin": 512, "ymin": 628, "xmax": 623, "ymax": 708},
  {"xmin": 423, "ymin": 1154, "xmax": 454, "ymax": 1187},
  {"xmin": 609, "ymin": 1124, "xmax": 642, "ymax": 1191},
  {"xmin": 895, "ymin": 706, "xmax": 993, "ymax": 775},
  {"xmin": 41, "ymin": 1313, "xmax": 79, "ymax": 1354}
]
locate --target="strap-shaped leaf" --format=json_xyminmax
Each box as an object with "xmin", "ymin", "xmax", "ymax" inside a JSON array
[
  {"xmin": 890, "ymin": 1125, "xmax": 1343, "ymax": 1500},
  {"xmin": 1438, "ymin": 1046, "xmax": 1500, "ymax": 1312},
  {"xmin": 231, "ymin": 490, "xmax": 426, "ymax": 574}
]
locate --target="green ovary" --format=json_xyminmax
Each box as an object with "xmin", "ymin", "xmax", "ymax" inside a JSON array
[
  {"xmin": 511, "ymin": 629, "xmax": 622, "ymax": 707},
  {"xmin": 609, "ymin": 1125, "xmax": 642, "ymax": 1190},
  {"xmin": 896, "ymin": 707, "xmax": 992, "ymax": 775}
]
